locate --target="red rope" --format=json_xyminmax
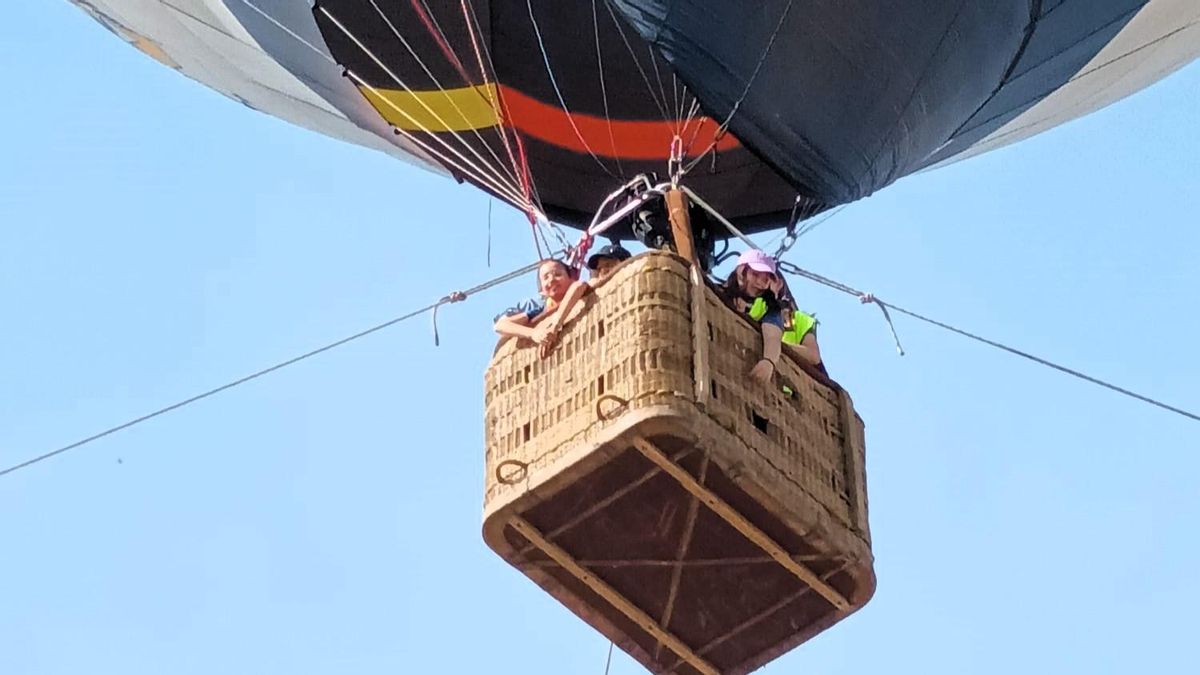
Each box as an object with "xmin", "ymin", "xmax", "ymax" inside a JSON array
[
  {"xmin": 406, "ymin": 0, "xmax": 542, "ymax": 253},
  {"xmin": 458, "ymin": 0, "xmax": 530, "ymax": 210},
  {"xmin": 455, "ymin": 0, "xmax": 541, "ymax": 251},
  {"xmin": 407, "ymin": 0, "xmax": 472, "ymax": 83}
]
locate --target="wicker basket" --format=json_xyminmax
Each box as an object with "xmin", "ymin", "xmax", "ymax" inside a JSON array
[{"xmin": 483, "ymin": 252, "xmax": 874, "ymax": 675}]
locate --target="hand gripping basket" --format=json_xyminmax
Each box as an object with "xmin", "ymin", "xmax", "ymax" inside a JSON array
[{"xmin": 483, "ymin": 252, "xmax": 874, "ymax": 675}]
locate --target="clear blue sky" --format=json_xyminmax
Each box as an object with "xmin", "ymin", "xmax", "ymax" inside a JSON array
[{"xmin": 3, "ymin": 2, "xmax": 1198, "ymax": 674}]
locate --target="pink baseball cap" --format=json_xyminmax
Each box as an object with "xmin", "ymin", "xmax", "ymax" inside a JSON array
[{"xmin": 736, "ymin": 249, "xmax": 778, "ymax": 275}]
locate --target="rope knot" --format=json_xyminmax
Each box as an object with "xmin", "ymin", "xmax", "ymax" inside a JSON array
[
  {"xmin": 859, "ymin": 293, "xmax": 905, "ymax": 356},
  {"xmin": 432, "ymin": 291, "xmax": 469, "ymax": 346}
]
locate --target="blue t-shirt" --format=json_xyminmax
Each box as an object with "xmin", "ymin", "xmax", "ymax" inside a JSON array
[
  {"xmin": 494, "ymin": 297, "xmax": 546, "ymax": 323},
  {"xmin": 755, "ymin": 305, "xmax": 785, "ymax": 329}
]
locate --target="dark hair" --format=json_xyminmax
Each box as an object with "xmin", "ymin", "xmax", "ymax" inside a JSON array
[
  {"xmin": 720, "ymin": 266, "xmax": 745, "ymax": 298},
  {"xmin": 720, "ymin": 265, "xmax": 796, "ymax": 317}
]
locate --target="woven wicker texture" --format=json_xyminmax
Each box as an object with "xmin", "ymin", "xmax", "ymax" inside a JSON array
[
  {"xmin": 485, "ymin": 255, "xmax": 697, "ymax": 508},
  {"xmin": 482, "ymin": 252, "xmax": 873, "ymax": 674}
]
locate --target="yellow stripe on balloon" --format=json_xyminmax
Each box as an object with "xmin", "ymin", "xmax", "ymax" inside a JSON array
[{"xmin": 362, "ymin": 83, "xmax": 501, "ymax": 132}]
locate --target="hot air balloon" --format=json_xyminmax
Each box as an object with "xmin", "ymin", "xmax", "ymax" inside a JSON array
[
  {"xmin": 66, "ymin": 1, "xmax": 1200, "ymax": 672},
  {"xmin": 67, "ymin": 0, "xmax": 1200, "ymax": 233}
]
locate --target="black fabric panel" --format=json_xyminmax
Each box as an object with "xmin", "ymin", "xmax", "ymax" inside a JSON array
[
  {"xmin": 312, "ymin": 0, "xmax": 804, "ymax": 234},
  {"xmin": 506, "ymin": 135, "xmax": 799, "ymax": 233},
  {"xmin": 920, "ymin": 0, "xmax": 1145, "ymax": 168},
  {"xmin": 613, "ymin": 0, "xmax": 1144, "ymax": 205},
  {"xmin": 613, "ymin": 0, "xmax": 1026, "ymax": 204},
  {"xmin": 490, "ymin": 0, "xmax": 674, "ymax": 120}
]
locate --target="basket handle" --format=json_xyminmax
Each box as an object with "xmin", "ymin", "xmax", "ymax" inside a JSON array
[
  {"xmin": 495, "ymin": 459, "xmax": 529, "ymax": 485},
  {"xmin": 594, "ymin": 394, "xmax": 630, "ymax": 421}
]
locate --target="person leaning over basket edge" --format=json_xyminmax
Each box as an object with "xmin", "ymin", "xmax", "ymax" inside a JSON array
[
  {"xmin": 719, "ymin": 250, "xmax": 823, "ymax": 382},
  {"xmin": 494, "ymin": 258, "xmax": 589, "ymax": 358}
]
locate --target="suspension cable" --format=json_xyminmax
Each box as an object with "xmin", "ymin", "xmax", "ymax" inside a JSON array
[
  {"xmin": 343, "ymin": 67, "xmax": 531, "ymax": 209},
  {"xmin": 525, "ymin": 0, "xmax": 619, "ymax": 179},
  {"xmin": 454, "ymin": 0, "xmax": 538, "ymax": 214},
  {"xmin": 777, "ymin": 261, "xmax": 1200, "ymax": 424},
  {"xmin": 367, "ymin": 0, "xmax": 523, "ymax": 190},
  {"xmin": 0, "ymin": 256, "xmax": 558, "ymax": 479},
  {"xmin": 591, "ymin": 0, "xmax": 624, "ymax": 177},
  {"xmin": 319, "ymin": 6, "xmax": 530, "ymax": 207},
  {"xmin": 683, "ymin": 0, "xmax": 797, "ymax": 174},
  {"xmin": 237, "ymin": 0, "xmax": 532, "ymax": 213},
  {"xmin": 600, "ymin": 0, "xmax": 673, "ymax": 124},
  {"xmin": 677, "ymin": 180, "xmax": 1198, "ymax": 423},
  {"xmin": 458, "ymin": 0, "xmax": 546, "ymax": 217},
  {"xmin": 770, "ymin": 204, "xmax": 848, "ymax": 257}
]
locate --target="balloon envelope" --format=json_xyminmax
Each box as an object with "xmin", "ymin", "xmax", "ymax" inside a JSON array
[{"xmin": 69, "ymin": 0, "xmax": 1200, "ymax": 233}]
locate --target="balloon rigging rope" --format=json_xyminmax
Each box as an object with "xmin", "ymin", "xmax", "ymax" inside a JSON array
[
  {"xmin": 794, "ymin": 204, "xmax": 847, "ymax": 240},
  {"xmin": 224, "ymin": 6, "xmax": 559, "ymax": 282},
  {"xmin": 774, "ymin": 261, "xmax": 1200, "ymax": 424},
  {"xmin": 542, "ymin": 219, "xmax": 575, "ymax": 252},
  {"xmin": 533, "ymin": 218, "xmax": 553, "ymax": 257},
  {"xmin": 680, "ymin": 98, "xmax": 705, "ymax": 154},
  {"xmin": 672, "ymin": 83, "xmax": 711, "ymax": 160},
  {"xmin": 646, "ymin": 42, "xmax": 675, "ymax": 134},
  {"xmin": 600, "ymin": 0, "xmax": 674, "ymax": 126},
  {"xmin": 410, "ymin": 0, "xmax": 471, "ymax": 75},
  {"xmin": 676, "ymin": 190, "xmax": 1198, "ymax": 423},
  {"xmin": 596, "ymin": 0, "xmax": 703, "ymax": 158},
  {"xmin": 673, "ymin": 73, "xmax": 686, "ymax": 129},
  {"xmin": 591, "ymin": 0, "xmax": 625, "ymax": 178},
  {"xmin": 236, "ymin": 0, "xmax": 532, "ymax": 211},
  {"xmin": 683, "ymin": 0, "xmax": 797, "ymax": 174},
  {"xmin": 454, "ymin": 0, "xmax": 541, "ymax": 213},
  {"xmin": 318, "ymin": 5, "xmax": 531, "ymax": 208},
  {"xmin": 525, "ymin": 0, "xmax": 619, "ymax": 179},
  {"xmin": 0, "ymin": 255, "xmax": 563, "ymax": 479},
  {"xmin": 240, "ymin": 0, "xmax": 549, "ymax": 256},
  {"xmin": 365, "ymin": 0, "xmax": 523, "ymax": 190},
  {"xmin": 764, "ymin": 203, "xmax": 846, "ymax": 258},
  {"xmin": 341, "ymin": 67, "xmax": 531, "ymax": 209},
  {"xmin": 456, "ymin": 0, "xmax": 550, "ymax": 257}
]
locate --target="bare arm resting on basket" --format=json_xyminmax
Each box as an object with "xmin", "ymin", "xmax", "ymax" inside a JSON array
[
  {"xmin": 790, "ymin": 331, "xmax": 821, "ymax": 367},
  {"xmin": 494, "ymin": 259, "xmax": 590, "ymax": 358}
]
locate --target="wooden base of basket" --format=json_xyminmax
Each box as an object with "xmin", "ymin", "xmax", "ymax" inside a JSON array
[{"xmin": 483, "ymin": 407, "xmax": 875, "ymax": 675}]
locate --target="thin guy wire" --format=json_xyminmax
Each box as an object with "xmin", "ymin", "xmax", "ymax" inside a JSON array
[
  {"xmin": 592, "ymin": 0, "xmax": 624, "ymax": 177},
  {"xmin": 601, "ymin": 0, "xmax": 673, "ymax": 122},
  {"xmin": 0, "ymin": 258, "xmax": 554, "ymax": 478},
  {"xmin": 525, "ymin": 0, "xmax": 619, "ymax": 178},
  {"xmin": 683, "ymin": 0, "xmax": 797, "ymax": 173},
  {"xmin": 237, "ymin": 0, "xmax": 530, "ymax": 210},
  {"xmin": 367, "ymin": 0, "xmax": 523, "ymax": 189},
  {"xmin": 320, "ymin": 6, "xmax": 529, "ymax": 206},
  {"xmin": 779, "ymin": 263, "xmax": 1200, "ymax": 423}
]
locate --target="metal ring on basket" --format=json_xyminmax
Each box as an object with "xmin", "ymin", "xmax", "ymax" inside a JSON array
[
  {"xmin": 495, "ymin": 459, "xmax": 529, "ymax": 485},
  {"xmin": 595, "ymin": 393, "xmax": 630, "ymax": 421}
]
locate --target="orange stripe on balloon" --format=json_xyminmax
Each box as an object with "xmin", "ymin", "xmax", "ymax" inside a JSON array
[
  {"xmin": 497, "ymin": 86, "xmax": 740, "ymax": 160},
  {"xmin": 359, "ymin": 83, "xmax": 740, "ymax": 160}
]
